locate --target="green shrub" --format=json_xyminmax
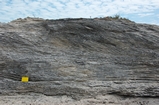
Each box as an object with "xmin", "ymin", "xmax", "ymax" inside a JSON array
[{"xmin": 113, "ymin": 14, "xmax": 120, "ymax": 19}]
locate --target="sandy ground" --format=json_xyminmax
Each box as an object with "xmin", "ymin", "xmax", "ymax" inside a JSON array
[{"xmin": 0, "ymin": 94, "xmax": 159, "ymax": 105}]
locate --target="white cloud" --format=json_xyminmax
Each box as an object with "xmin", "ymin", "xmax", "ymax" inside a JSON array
[
  {"xmin": 138, "ymin": 13, "xmax": 154, "ymax": 17},
  {"xmin": 0, "ymin": 0, "xmax": 159, "ymax": 24}
]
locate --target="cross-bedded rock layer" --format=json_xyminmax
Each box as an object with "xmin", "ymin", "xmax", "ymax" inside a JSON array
[{"xmin": 0, "ymin": 17, "xmax": 159, "ymax": 101}]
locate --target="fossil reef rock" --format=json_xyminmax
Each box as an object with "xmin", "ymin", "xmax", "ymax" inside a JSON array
[{"xmin": 0, "ymin": 17, "xmax": 159, "ymax": 104}]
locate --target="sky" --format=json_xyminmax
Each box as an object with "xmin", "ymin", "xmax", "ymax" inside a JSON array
[{"xmin": 0, "ymin": 0, "xmax": 159, "ymax": 25}]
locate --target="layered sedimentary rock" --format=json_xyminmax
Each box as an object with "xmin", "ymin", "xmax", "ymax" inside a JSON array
[{"xmin": 0, "ymin": 17, "xmax": 159, "ymax": 103}]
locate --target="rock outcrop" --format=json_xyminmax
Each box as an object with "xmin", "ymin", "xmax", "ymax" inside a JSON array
[{"xmin": 0, "ymin": 17, "xmax": 159, "ymax": 104}]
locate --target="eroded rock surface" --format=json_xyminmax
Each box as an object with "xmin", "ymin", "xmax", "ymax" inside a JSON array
[{"xmin": 0, "ymin": 17, "xmax": 159, "ymax": 104}]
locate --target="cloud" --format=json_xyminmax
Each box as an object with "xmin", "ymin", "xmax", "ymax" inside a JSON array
[
  {"xmin": 0, "ymin": 0, "xmax": 159, "ymax": 25},
  {"xmin": 138, "ymin": 13, "xmax": 154, "ymax": 17}
]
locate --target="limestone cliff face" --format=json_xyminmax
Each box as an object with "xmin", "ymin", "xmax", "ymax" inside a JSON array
[{"xmin": 0, "ymin": 17, "xmax": 159, "ymax": 100}]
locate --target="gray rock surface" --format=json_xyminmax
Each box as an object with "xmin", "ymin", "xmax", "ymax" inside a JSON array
[{"xmin": 0, "ymin": 17, "xmax": 159, "ymax": 104}]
